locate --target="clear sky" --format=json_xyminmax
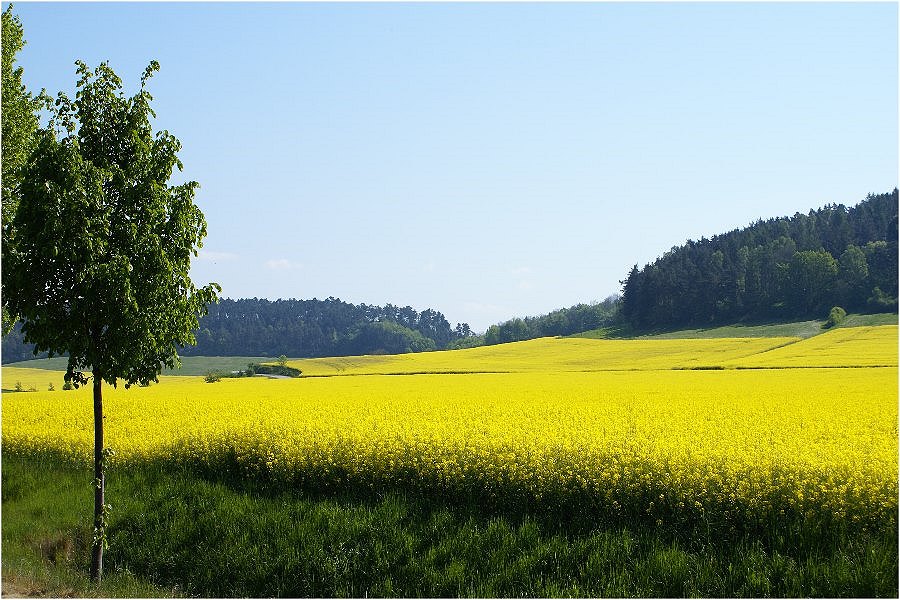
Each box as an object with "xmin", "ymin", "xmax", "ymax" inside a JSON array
[{"xmin": 8, "ymin": 1, "xmax": 898, "ymax": 332}]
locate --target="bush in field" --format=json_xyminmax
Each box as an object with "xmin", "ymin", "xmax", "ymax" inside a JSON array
[
  {"xmin": 248, "ymin": 362, "xmax": 301, "ymax": 377},
  {"xmin": 824, "ymin": 306, "xmax": 847, "ymax": 329}
]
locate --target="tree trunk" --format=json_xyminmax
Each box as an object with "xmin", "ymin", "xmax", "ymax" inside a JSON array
[{"xmin": 89, "ymin": 377, "xmax": 104, "ymax": 582}]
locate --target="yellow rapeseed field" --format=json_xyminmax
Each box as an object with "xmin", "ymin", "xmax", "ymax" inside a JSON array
[
  {"xmin": 285, "ymin": 325, "xmax": 897, "ymax": 375},
  {"xmin": 287, "ymin": 336, "xmax": 801, "ymax": 375},
  {"xmin": 723, "ymin": 324, "xmax": 899, "ymax": 368},
  {"xmin": 2, "ymin": 328, "xmax": 898, "ymax": 523},
  {"xmin": 3, "ymin": 326, "xmax": 897, "ymax": 532},
  {"xmin": 1, "ymin": 366, "xmax": 72, "ymax": 392}
]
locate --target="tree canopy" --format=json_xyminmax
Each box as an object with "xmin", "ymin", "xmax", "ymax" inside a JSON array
[
  {"xmin": 481, "ymin": 297, "xmax": 621, "ymax": 346},
  {"xmin": 3, "ymin": 296, "xmax": 477, "ymax": 362},
  {"xmin": 191, "ymin": 297, "xmax": 469, "ymax": 357},
  {"xmin": 621, "ymin": 190, "xmax": 898, "ymax": 329},
  {"xmin": 3, "ymin": 60, "xmax": 219, "ymax": 385},
  {"xmin": 1, "ymin": 4, "xmax": 41, "ymax": 333}
]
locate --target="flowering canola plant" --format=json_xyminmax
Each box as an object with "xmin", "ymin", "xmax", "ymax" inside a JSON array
[
  {"xmin": 284, "ymin": 336, "xmax": 802, "ymax": 376},
  {"xmin": 722, "ymin": 325, "xmax": 898, "ymax": 368},
  {"xmin": 284, "ymin": 325, "xmax": 897, "ymax": 375},
  {"xmin": 2, "ymin": 326, "xmax": 897, "ymax": 532}
]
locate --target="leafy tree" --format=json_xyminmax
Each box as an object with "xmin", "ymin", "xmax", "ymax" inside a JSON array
[
  {"xmin": 837, "ymin": 245, "xmax": 869, "ymax": 309},
  {"xmin": 1, "ymin": 5, "xmax": 41, "ymax": 333},
  {"xmin": 346, "ymin": 320, "xmax": 436, "ymax": 354},
  {"xmin": 1, "ymin": 60, "xmax": 219, "ymax": 581},
  {"xmin": 783, "ymin": 250, "xmax": 839, "ymax": 315},
  {"xmin": 824, "ymin": 306, "xmax": 847, "ymax": 329}
]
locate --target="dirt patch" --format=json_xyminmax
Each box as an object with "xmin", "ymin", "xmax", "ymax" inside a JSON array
[{"xmin": 0, "ymin": 575, "xmax": 75, "ymax": 598}]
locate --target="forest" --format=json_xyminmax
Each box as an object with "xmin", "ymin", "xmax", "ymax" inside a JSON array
[
  {"xmin": 2, "ymin": 297, "xmax": 472, "ymax": 362},
  {"xmin": 480, "ymin": 296, "xmax": 620, "ymax": 346},
  {"xmin": 620, "ymin": 190, "xmax": 898, "ymax": 329},
  {"xmin": 2, "ymin": 297, "xmax": 626, "ymax": 362}
]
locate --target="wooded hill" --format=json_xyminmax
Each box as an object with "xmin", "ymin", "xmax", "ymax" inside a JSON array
[
  {"xmin": 621, "ymin": 190, "xmax": 898, "ymax": 329},
  {"xmin": 2, "ymin": 298, "xmax": 473, "ymax": 362},
  {"xmin": 480, "ymin": 296, "xmax": 621, "ymax": 346},
  {"xmin": 190, "ymin": 298, "xmax": 472, "ymax": 357},
  {"xmin": 4, "ymin": 191, "xmax": 896, "ymax": 363}
]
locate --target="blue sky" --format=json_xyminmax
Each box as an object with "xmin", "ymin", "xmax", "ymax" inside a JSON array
[{"xmin": 8, "ymin": 2, "xmax": 898, "ymax": 332}]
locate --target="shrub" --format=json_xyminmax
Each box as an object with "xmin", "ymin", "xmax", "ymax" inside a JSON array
[
  {"xmin": 252, "ymin": 363, "xmax": 302, "ymax": 378},
  {"xmin": 204, "ymin": 371, "xmax": 222, "ymax": 383},
  {"xmin": 824, "ymin": 306, "xmax": 847, "ymax": 329}
]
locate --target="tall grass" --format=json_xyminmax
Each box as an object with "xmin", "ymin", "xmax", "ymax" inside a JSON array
[
  {"xmin": 3, "ymin": 454, "xmax": 897, "ymax": 597},
  {"xmin": 0, "ymin": 455, "xmax": 180, "ymax": 597}
]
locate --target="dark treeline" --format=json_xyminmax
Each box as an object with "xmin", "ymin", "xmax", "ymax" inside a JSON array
[
  {"xmin": 2, "ymin": 297, "xmax": 473, "ymax": 363},
  {"xmin": 188, "ymin": 298, "xmax": 472, "ymax": 357},
  {"xmin": 478, "ymin": 297, "xmax": 621, "ymax": 346},
  {"xmin": 621, "ymin": 190, "xmax": 899, "ymax": 329}
]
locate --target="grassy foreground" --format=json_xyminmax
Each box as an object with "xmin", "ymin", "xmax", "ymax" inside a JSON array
[{"xmin": 3, "ymin": 454, "xmax": 896, "ymax": 598}]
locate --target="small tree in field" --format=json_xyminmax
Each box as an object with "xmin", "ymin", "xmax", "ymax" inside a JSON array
[
  {"xmin": 2, "ymin": 60, "xmax": 219, "ymax": 582},
  {"xmin": 824, "ymin": 306, "xmax": 847, "ymax": 329}
]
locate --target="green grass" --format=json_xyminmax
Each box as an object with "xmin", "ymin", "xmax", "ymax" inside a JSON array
[
  {"xmin": 1, "ymin": 455, "xmax": 181, "ymax": 597},
  {"xmin": 3, "ymin": 356, "xmax": 269, "ymax": 377},
  {"xmin": 839, "ymin": 312, "xmax": 899, "ymax": 327},
  {"xmin": 2, "ymin": 454, "xmax": 896, "ymax": 597},
  {"xmin": 573, "ymin": 312, "xmax": 897, "ymax": 341}
]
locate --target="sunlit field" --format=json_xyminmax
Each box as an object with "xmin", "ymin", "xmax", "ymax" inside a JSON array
[
  {"xmin": 722, "ymin": 324, "xmax": 899, "ymax": 368},
  {"xmin": 287, "ymin": 335, "xmax": 800, "ymax": 375},
  {"xmin": 3, "ymin": 326, "xmax": 897, "ymax": 540},
  {"xmin": 284, "ymin": 325, "xmax": 897, "ymax": 375}
]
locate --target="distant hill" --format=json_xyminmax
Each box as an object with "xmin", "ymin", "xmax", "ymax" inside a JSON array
[
  {"xmin": 5, "ymin": 190, "xmax": 896, "ymax": 363},
  {"xmin": 2, "ymin": 297, "xmax": 473, "ymax": 363},
  {"xmin": 621, "ymin": 190, "xmax": 898, "ymax": 329},
  {"xmin": 478, "ymin": 297, "xmax": 621, "ymax": 346}
]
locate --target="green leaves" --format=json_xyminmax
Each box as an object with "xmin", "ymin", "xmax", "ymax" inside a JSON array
[
  {"xmin": 2, "ymin": 58, "xmax": 220, "ymax": 387},
  {"xmin": 1, "ymin": 5, "xmax": 42, "ymax": 334}
]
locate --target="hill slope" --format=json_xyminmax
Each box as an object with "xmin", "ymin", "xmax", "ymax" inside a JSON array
[
  {"xmin": 621, "ymin": 190, "xmax": 898, "ymax": 329},
  {"xmin": 2, "ymin": 297, "xmax": 474, "ymax": 363}
]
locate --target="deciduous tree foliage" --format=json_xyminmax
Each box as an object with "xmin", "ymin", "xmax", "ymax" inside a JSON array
[
  {"xmin": 2, "ymin": 60, "xmax": 219, "ymax": 581},
  {"xmin": 1, "ymin": 5, "xmax": 41, "ymax": 333}
]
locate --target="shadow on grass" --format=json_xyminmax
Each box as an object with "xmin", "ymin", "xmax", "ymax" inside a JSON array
[{"xmin": 4, "ymin": 453, "xmax": 898, "ymax": 598}]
